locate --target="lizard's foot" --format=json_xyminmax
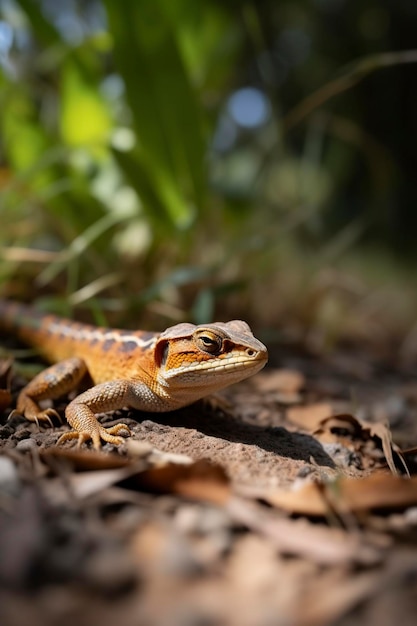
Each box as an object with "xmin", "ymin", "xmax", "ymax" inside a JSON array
[
  {"xmin": 57, "ymin": 422, "xmax": 131, "ymax": 450},
  {"xmin": 11, "ymin": 358, "xmax": 87, "ymax": 429},
  {"xmin": 8, "ymin": 406, "xmax": 61, "ymax": 428}
]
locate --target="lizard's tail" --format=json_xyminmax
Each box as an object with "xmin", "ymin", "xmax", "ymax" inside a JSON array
[{"xmin": 0, "ymin": 299, "xmax": 44, "ymax": 334}]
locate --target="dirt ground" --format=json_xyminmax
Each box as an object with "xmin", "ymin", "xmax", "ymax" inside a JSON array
[{"xmin": 2, "ymin": 344, "xmax": 417, "ymax": 626}]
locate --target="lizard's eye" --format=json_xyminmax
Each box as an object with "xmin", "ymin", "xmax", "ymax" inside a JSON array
[{"xmin": 195, "ymin": 330, "xmax": 222, "ymax": 354}]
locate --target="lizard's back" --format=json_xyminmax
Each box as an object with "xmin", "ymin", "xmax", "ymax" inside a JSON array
[{"xmin": 0, "ymin": 299, "xmax": 158, "ymax": 384}]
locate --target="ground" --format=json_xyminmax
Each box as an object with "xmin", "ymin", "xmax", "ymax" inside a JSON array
[{"xmin": 1, "ymin": 345, "xmax": 417, "ymax": 626}]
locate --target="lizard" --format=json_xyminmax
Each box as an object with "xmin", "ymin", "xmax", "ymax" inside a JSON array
[{"xmin": 0, "ymin": 299, "xmax": 268, "ymax": 449}]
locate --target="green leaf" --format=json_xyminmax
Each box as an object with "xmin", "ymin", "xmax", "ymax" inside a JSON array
[
  {"xmin": 113, "ymin": 146, "xmax": 194, "ymax": 230},
  {"xmin": 104, "ymin": 0, "xmax": 207, "ymax": 215},
  {"xmin": 0, "ymin": 89, "xmax": 52, "ymax": 189},
  {"xmin": 112, "ymin": 147, "xmax": 173, "ymax": 229},
  {"xmin": 60, "ymin": 59, "xmax": 112, "ymax": 147}
]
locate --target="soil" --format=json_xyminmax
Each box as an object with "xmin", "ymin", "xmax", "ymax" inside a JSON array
[{"xmin": 1, "ymin": 344, "xmax": 417, "ymax": 626}]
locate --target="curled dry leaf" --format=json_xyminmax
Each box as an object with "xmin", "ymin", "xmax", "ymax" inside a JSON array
[
  {"xmin": 314, "ymin": 414, "xmax": 406, "ymax": 475},
  {"xmin": 364, "ymin": 420, "xmax": 408, "ymax": 476},
  {"xmin": 263, "ymin": 472, "xmax": 417, "ymax": 516}
]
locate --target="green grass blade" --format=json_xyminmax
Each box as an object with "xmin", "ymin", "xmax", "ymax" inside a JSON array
[{"xmin": 104, "ymin": 0, "xmax": 207, "ymax": 216}]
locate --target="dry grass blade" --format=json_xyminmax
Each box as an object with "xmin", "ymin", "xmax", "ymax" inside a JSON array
[
  {"xmin": 0, "ymin": 247, "xmax": 60, "ymax": 263},
  {"xmin": 68, "ymin": 273, "xmax": 124, "ymax": 306},
  {"xmin": 283, "ymin": 49, "xmax": 417, "ymax": 131}
]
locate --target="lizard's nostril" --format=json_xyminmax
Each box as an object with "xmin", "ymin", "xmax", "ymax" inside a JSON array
[{"xmin": 246, "ymin": 348, "xmax": 256, "ymax": 357}]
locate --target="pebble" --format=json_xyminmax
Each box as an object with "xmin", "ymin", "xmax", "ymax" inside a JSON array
[
  {"xmin": 0, "ymin": 455, "xmax": 20, "ymax": 496},
  {"xmin": 16, "ymin": 438, "xmax": 38, "ymax": 452}
]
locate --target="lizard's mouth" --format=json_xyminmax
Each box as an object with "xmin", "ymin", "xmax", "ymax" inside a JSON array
[{"xmin": 163, "ymin": 349, "xmax": 268, "ymax": 386}]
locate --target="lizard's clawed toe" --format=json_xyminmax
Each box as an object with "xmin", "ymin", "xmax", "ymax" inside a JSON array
[
  {"xmin": 105, "ymin": 423, "xmax": 132, "ymax": 437},
  {"xmin": 7, "ymin": 409, "xmax": 21, "ymax": 422},
  {"xmin": 8, "ymin": 406, "xmax": 60, "ymax": 427},
  {"xmin": 35, "ymin": 408, "xmax": 62, "ymax": 427},
  {"xmin": 56, "ymin": 422, "xmax": 131, "ymax": 449},
  {"xmin": 98, "ymin": 423, "xmax": 131, "ymax": 447},
  {"xmin": 56, "ymin": 430, "xmax": 83, "ymax": 446}
]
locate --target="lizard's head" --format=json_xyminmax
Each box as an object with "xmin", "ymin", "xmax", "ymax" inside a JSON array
[{"xmin": 153, "ymin": 320, "xmax": 268, "ymax": 395}]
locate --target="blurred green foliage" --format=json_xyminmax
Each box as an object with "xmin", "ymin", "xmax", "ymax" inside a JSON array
[
  {"xmin": 1, "ymin": 0, "xmax": 417, "ymax": 349},
  {"xmin": 0, "ymin": 0, "xmax": 242, "ymax": 324}
]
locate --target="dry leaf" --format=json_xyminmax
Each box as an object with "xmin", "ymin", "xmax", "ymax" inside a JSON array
[
  {"xmin": 40, "ymin": 446, "xmax": 230, "ymax": 506},
  {"xmin": 255, "ymin": 369, "xmax": 305, "ymax": 393},
  {"xmin": 314, "ymin": 414, "xmax": 406, "ymax": 475},
  {"xmin": 40, "ymin": 447, "xmax": 131, "ymax": 471},
  {"xmin": 135, "ymin": 459, "xmax": 231, "ymax": 505},
  {"xmin": 263, "ymin": 472, "xmax": 417, "ymax": 516},
  {"xmin": 42, "ymin": 464, "xmax": 146, "ymax": 504},
  {"xmin": 126, "ymin": 439, "xmax": 193, "ymax": 465},
  {"xmin": 287, "ymin": 403, "xmax": 333, "ymax": 430},
  {"xmin": 365, "ymin": 420, "xmax": 408, "ymax": 476},
  {"xmin": 314, "ymin": 413, "xmax": 363, "ymax": 439},
  {"xmin": 296, "ymin": 569, "xmax": 381, "ymax": 626},
  {"xmin": 227, "ymin": 497, "xmax": 383, "ymax": 566}
]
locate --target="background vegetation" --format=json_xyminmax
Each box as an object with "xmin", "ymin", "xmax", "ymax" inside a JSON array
[{"xmin": 1, "ymin": 0, "xmax": 417, "ymax": 355}]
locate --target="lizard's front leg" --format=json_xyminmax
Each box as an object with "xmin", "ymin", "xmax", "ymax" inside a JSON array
[
  {"xmin": 12, "ymin": 357, "xmax": 88, "ymax": 426},
  {"xmin": 58, "ymin": 379, "xmax": 138, "ymax": 449}
]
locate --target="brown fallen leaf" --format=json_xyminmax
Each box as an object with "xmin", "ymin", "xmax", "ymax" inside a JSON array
[
  {"xmin": 42, "ymin": 454, "xmax": 230, "ymax": 506},
  {"xmin": 42, "ymin": 464, "xmax": 146, "ymax": 504},
  {"xmin": 313, "ymin": 413, "xmax": 363, "ymax": 440},
  {"xmin": 41, "ymin": 442, "xmax": 193, "ymax": 473},
  {"xmin": 134, "ymin": 459, "xmax": 231, "ymax": 505},
  {"xmin": 296, "ymin": 568, "xmax": 381, "ymax": 626},
  {"xmin": 314, "ymin": 414, "xmax": 406, "ymax": 475},
  {"xmin": 256, "ymin": 369, "xmax": 306, "ymax": 393},
  {"xmin": 40, "ymin": 447, "xmax": 131, "ymax": 471},
  {"xmin": 287, "ymin": 403, "xmax": 333, "ymax": 430},
  {"xmin": 262, "ymin": 472, "xmax": 417, "ymax": 516},
  {"xmin": 227, "ymin": 497, "xmax": 383, "ymax": 566},
  {"xmin": 126, "ymin": 438, "xmax": 193, "ymax": 465},
  {"xmin": 365, "ymin": 420, "xmax": 408, "ymax": 476}
]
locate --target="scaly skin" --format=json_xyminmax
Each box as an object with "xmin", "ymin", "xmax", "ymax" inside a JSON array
[{"xmin": 0, "ymin": 300, "xmax": 268, "ymax": 449}]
